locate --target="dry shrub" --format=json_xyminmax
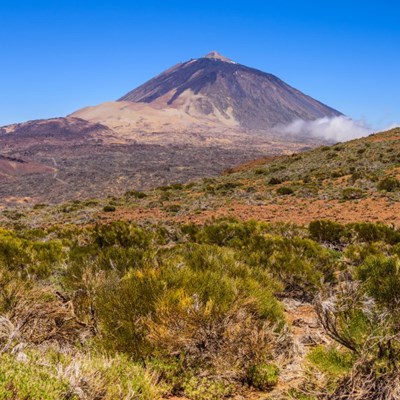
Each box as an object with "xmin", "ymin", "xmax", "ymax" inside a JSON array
[
  {"xmin": 9, "ymin": 288, "xmax": 91, "ymax": 346},
  {"xmin": 327, "ymin": 366, "xmax": 400, "ymax": 400},
  {"xmin": 313, "ymin": 279, "xmax": 400, "ymax": 400},
  {"xmin": 0, "ymin": 316, "xmax": 18, "ymax": 353},
  {"xmin": 146, "ymin": 298, "xmax": 283, "ymax": 380},
  {"xmin": 57, "ymin": 353, "xmax": 162, "ymax": 400}
]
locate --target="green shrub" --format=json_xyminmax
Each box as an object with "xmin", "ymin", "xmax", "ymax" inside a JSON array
[
  {"xmin": 95, "ymin": 244, "xmax": 283, "ymax": 366},
  {"xmin": 309, "ymin": 220, "xmax": 346, "ymax": 245},
  {"xmin": 234, "ymin": 233, "xmax": 337, "ymax": 297},
  {"xmin": 125, "ymin": 190, "xmax": 148, "ymax": 199},
  {"xmin": 308, "ymin": 346, "xmax": 353, "ymax": 377},
  {"xmin": 194, "ymin": 219, "xmax": 261, "ymax": 246},
  {"xmin": 349, "ymin": 222, "xmax": 400, "ymax": 244},
  {"xmin": 247, "ymin": 363, "xmax": 280, "ymax": 390},
  {"xmin": 103, "ymin": 205, "xmax": 116, "ymax": 212},
  {"xmin": 183, "ymin": 377, "xmax": 234, "ymax": 400},
  {"xmin": 277, "ymin": 186, "xmax": 294, "ymax": 195},
  {"xmin": 33, "ymin": 203, "xmax": 47, "ymax": 210},
  {"xmin": 377, "ymin": 176, "xmax": 400, "ymax": 192},
  {"xmin": 215, "ymin": 181, "xmax": 242, "ymax": 192},
  {"xmin": 0, "ymin": 230, "xmax": 63, "ymax": 279},
  {"xmin": 0, "ymin": 352, "xmax": 70, "ymax": 400},
  {"xmin": 268, "ymin": 177, "xmax": 283, "ymax": 185},
  {"xmin": 342, "ymin": 187, "xmax": 364, "ymax": 200},
  {"xmin": 0, "ymin": 350, "xmax": 162, "ymax": 400},
  {"xmin": 165, "ymin": 204, "xmax": 181, "ymax": 213},
  {"xmin": 357, "ymin": 255, "xmax": 400, "ymax": 310},
  {"xmin": 93, "ymin": 221, "xmax": 154, "ymax": 249}
]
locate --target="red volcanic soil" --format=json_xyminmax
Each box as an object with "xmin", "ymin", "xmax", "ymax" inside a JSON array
[
  {"xmin": 91, "ymin": 195, "xmax": 400, "ymax": 229},
  {"xmin": 0, "ymin": 156, "xmax": 54, "ymax": 179}
]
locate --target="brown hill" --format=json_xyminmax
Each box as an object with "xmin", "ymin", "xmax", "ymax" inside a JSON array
[
  {"xmin": 1, "ymin": 127, "xmax": 398, "ymax": 228},
  {"xmin": 0, "ymin": 155, "xmax": 54, "ymax": 180}
]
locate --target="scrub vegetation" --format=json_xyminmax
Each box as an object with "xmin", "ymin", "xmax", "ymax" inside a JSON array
[
  {"xmin": 1, "ymin": 127, "xmax": 400, "ymax": 398},
  {"xmin": 1, "ymin": 219, "xmax": 400, "ymax": 398}
]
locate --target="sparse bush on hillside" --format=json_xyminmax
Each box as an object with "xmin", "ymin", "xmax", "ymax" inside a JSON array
[
  {"xmin": 96, "ymin": 244, "xmax": 283, "ymax": 358},
  {"xmin": 125, "ymin": 189, "xmax": 147, "ymax": 199},
  {"xmin": 342, "ymin": 187, "xmax": 364, "ymax": 200},
  {"xmin": 277, "ymin": 186, "xmax": 294, "ymax": 195},
  {"xmin": 349, "ymin": 222, "xmax": 400, "ymax": 244},
  {"xmin": 268, "ymin": 177, "xmax": 283, "ymax": 185},
  {"xmin": 313, "ymin": 251, "xmax": 400, "ymax": 399},
  {"xmin": 0, "ymin": 350, "xmax": 162, "ymax": 400},
  {"xmin": 247, "ymin": 363, "xmax": 280, "ymax": 390},
  {"xmin": 377, "ymin": 176, "xmax": 400, "ymax": 192}
]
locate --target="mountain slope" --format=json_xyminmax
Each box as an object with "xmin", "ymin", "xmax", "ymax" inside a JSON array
[
  {"xmin": 4, "ymin": 127, "xmax": 399, "ymax": 227},
  {"xmin": 0, "ymin": 155, "xmax": 54, "ymax": 181},
  {"xmin": 118, "ymin": 51, "xmax": 342, "ymax": 130}
]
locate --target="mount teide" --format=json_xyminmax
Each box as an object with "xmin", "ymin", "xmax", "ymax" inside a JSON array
[
  {"xmin": 73, "ymin": 51, "xmax": 341, "ymax": 140},
  {"xmin": 1, "ymin": 52, "xmax": 342, "ymax": 203},
  {"xmin": 118, "ymin": 51, "xmax": 341, "ymax": 129}
]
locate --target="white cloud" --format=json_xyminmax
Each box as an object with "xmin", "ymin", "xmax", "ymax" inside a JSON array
[
  {"xmin": 278, "ymin": 116, "xmax": 373, "ymax": 142},
  {"xmin": 383, "ymin": 123, "xmax": 400, "ymax": 131}
]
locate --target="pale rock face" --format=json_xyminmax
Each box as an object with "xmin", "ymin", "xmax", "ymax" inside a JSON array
[{"xmin": 203, "ymin": 51, "xmax": 236, "ymax": 63}]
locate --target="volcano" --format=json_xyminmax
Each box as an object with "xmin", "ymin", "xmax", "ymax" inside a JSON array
[{"xmin": 117, "ymin": 51, "xmax": 342, "ymax": 131}]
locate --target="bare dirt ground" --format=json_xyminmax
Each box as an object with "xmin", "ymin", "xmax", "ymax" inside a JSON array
[{"xmin": 96, "ymin": 196, "xmax": 400, "ymax": 228}]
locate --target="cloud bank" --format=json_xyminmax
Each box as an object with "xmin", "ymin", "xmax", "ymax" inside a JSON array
[{"xmin": 279, "ymin": 116, "xmax": 373, "ymax": 143}]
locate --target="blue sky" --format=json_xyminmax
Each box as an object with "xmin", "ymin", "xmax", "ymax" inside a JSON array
[{"xmin": 0, "ymin": 0, "xmax": 399, "ymax": 129}]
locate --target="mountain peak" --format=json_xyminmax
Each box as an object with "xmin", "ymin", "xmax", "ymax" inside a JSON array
[
  {"xmin": 117, "ymin": 53, "xmax": 342, "ymax": 130},
  {"xmin": 203, "ymin": 51, "xmax": 235, "ymax": 63}
]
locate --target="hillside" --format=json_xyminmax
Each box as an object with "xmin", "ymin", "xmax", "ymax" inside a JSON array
[
  {"xmin": 0, "ymin": 128, "xmax": 400, "ymax": 400},
  {"xmin": 4, "ymin": 127, "xmax": 398, "ymax": 228}
]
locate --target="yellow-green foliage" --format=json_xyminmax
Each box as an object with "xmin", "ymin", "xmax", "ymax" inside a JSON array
[
  {"xmin": 0, "ymin": 352, "xmax": 71, "ymax": 400},
  {"xmin": 247, "ymin": 363, "xmax": 280, "ymax": 390},
  {"xmin": 0, "ymin": 229, "xmax": 63, "ymax": 279},
  {"xmin": 0, "ymin": 350, "xmax": 162, "ymax": 400},
  {"xmin": 186, "ymin": 220, "xmax": 337, "ymax": 296},
  {"xmin": 183, "ymin": 377, "xmax": 234, "ymax": 400},
  {"xmin": 308, "ymin": 346, "xmax": 353, "ymax": 377},
  {"xmin": 2, "ymin": 219, "xmax": 400, "ymax": 398},
  {"xmin": 96, "ymin": 244, "xmax": 283, "ymax": 360},
  {"xmin": 357, "ymin": 255, "xmax": 400, "ymax": 310}
]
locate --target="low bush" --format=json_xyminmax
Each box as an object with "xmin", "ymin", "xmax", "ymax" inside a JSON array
[
  {"xmin": 277, "ymin": 186, "xmax": 294, "ymax": 195},
  {"xmin": 125, "ymin": 190, "xmax": 148, "ymax": 199},
  {"xmin": 342, "ymin": 187, "xmax": 364, "ymax": 200},
  {"xmin": 247, "ymin": 363, "xmax": 280, "ymax": 390},
  {"xmin": 0, "ymin": 350, "xmax": 162, "ymax": 400},
  {"xmin": 309, "ymin": 220, "xmax": 346, "ymax": 245},
  {"xmin": 268, "ymin": 177, "xmax": 283, "ymax": 185},
  {"xmin": 377, "ymin": 176, "xmax": 400, "ymax": 192},
  {"xmin": 308, "ymin": 346, "xmax": 353, "ymax": 377},
  {"xmin": 357, "ymin": 255, "xmax": 400, "ymax": 310}
]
